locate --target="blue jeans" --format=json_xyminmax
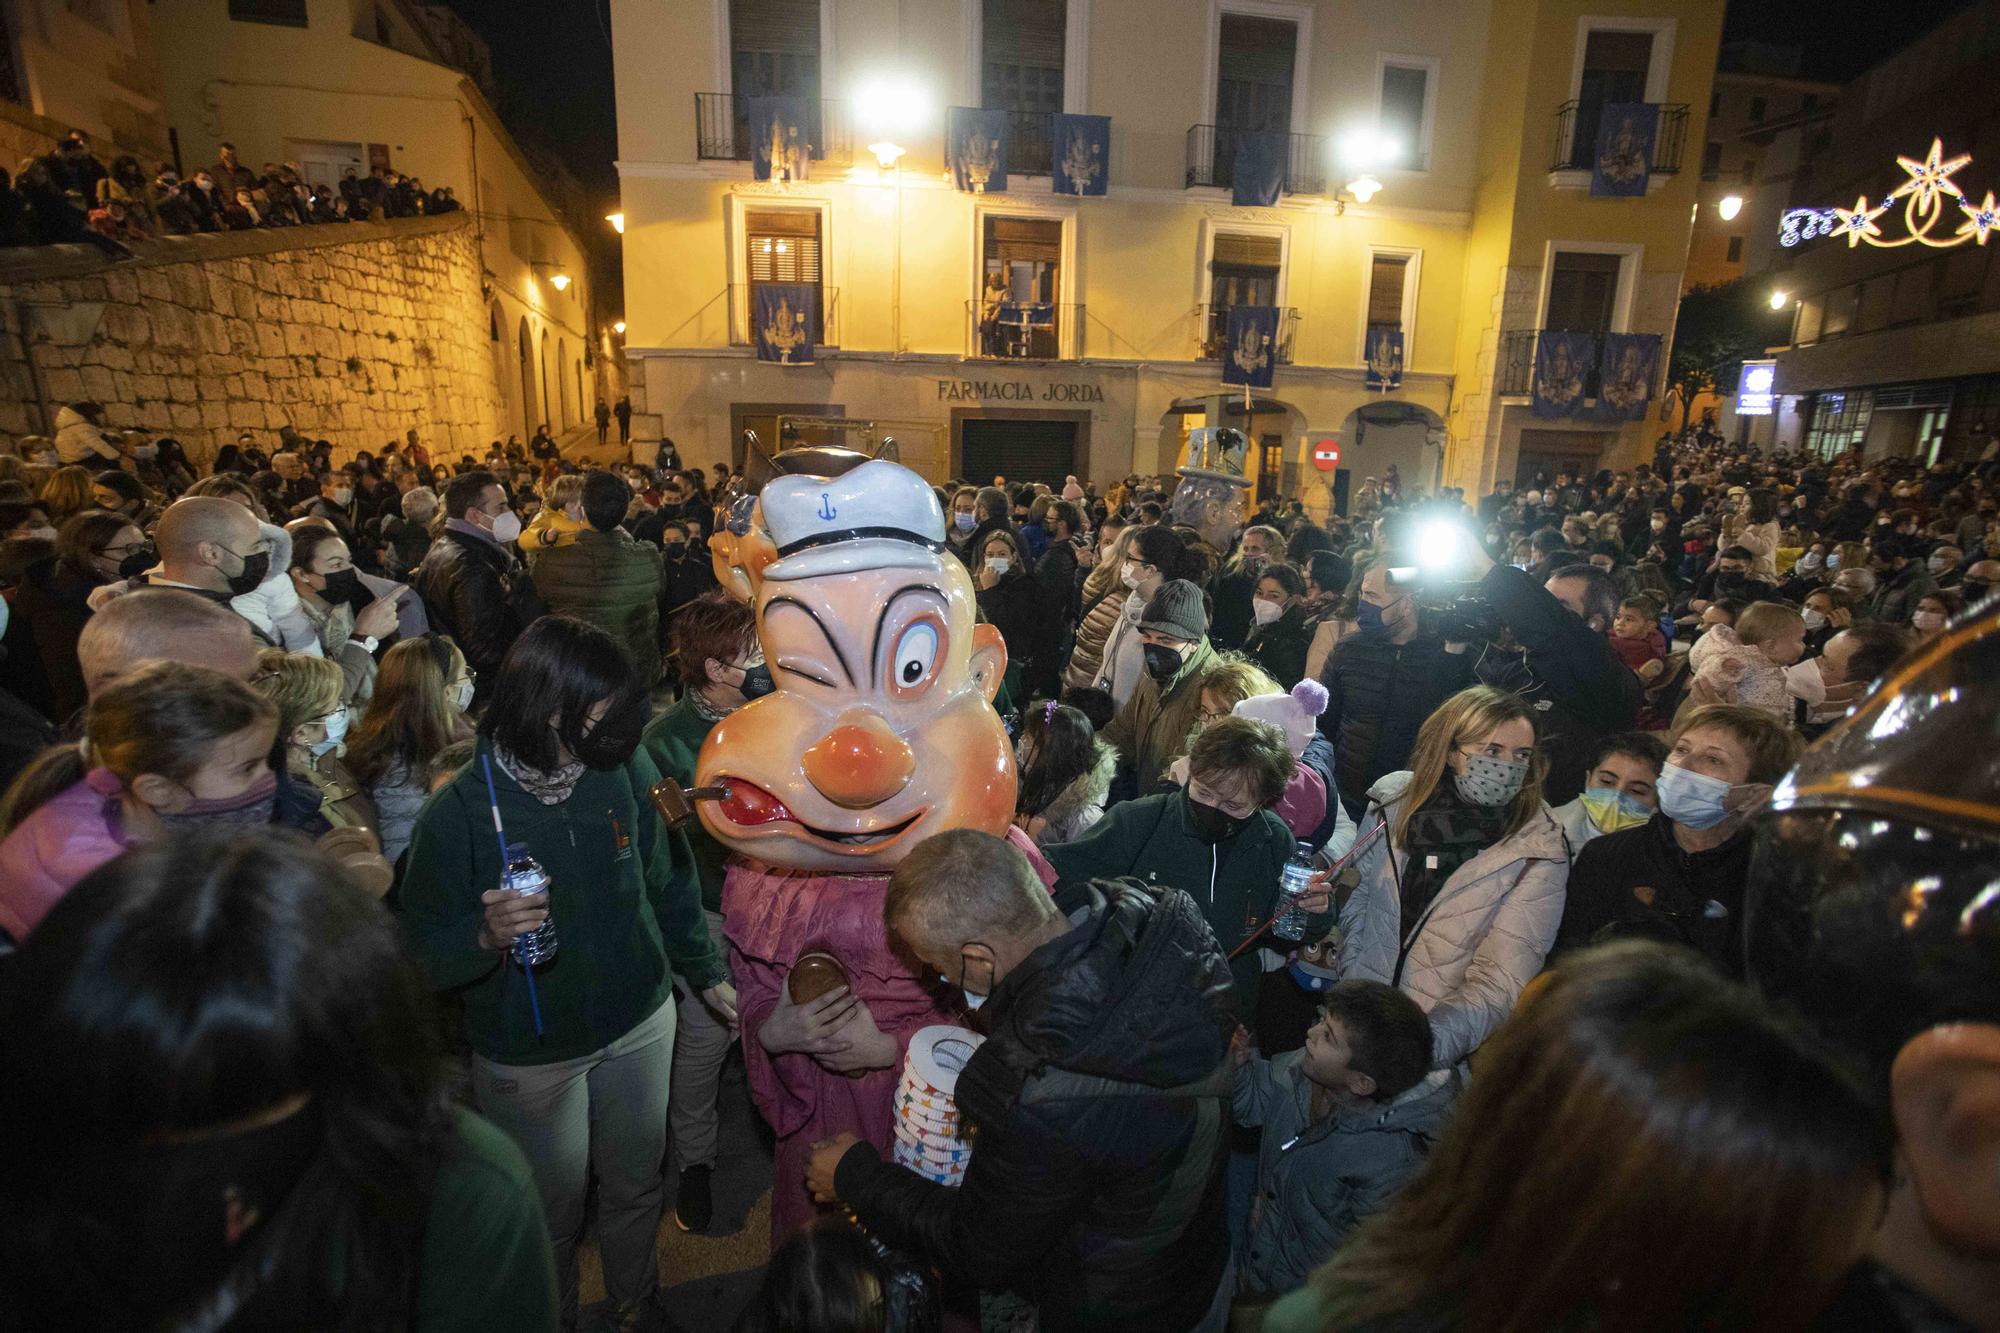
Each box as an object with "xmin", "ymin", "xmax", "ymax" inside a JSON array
[{"xmin": 474, "ymin": 996, "xmax": 677, "ymax": 1324}]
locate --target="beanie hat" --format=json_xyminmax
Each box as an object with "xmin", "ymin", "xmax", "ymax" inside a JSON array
[
  {"xmin": 1138, "ymin": 578, "xmax": 1208, "ymax": 642},
  {"xmin": 1232, "ymin": 680, "xmax": 1328, "ymax": 758},
  {"xmin": 1062, "ymin": 474, "xmax": 1084, "ymax": 501}
]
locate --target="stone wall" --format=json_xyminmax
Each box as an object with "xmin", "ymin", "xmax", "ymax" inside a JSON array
[{"xmin": 0, "ymin": 212, "xmax": 505, "ymax": 460}]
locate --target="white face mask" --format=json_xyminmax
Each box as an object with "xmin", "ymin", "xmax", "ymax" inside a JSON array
[
  {"xmin": 1928, "ymin": 556, "xmax": 1953, "ymax": 575},
  {"xmin": 985, "ymin": 556, "xmax": 1010, "ymax": 575},
  {"xmin": 487, "ymin": 508, "xmax": 522, "ymax": 544},
  {"xmin": 1801, "ymin": 608, "xmax": 1828, "ymax": 630},
  {"xmin": 452, "ymin": 679, "xmax": 475, "ymax": 711},
  {"xmin": 1251, "ymin": 597, "xmax": 1283, "ymax": 625},
  {"xmin": 1913, "ymin": 610, "xmax": 1945, "ymax": 632},
  {"xmin": 1120, "ymin": 560, "xmax": 1142, "ymax": 589},
  {"xmin": 309, "ymin": 706, "xmax": 349, "ymax": 756},
  {"xmin": 330, "ymin": 487, "xmax": 353, "ymax": 507}
]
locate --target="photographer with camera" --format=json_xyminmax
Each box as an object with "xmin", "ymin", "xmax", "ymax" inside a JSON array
[{"xmin": 1450, "ymin": 529, "xmax": 1642, "ymax": 805}]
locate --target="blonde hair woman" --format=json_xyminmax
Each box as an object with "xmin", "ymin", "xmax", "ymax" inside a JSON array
[
  {"xmin": 1064, "ymin": 522, "xmax": 1141, "ymax": 689},
  {"xmin": 1335, "ymin": 685, "xmax": 1568, "ymax": 1071},
  {"xmin": 253, "ymin": 648, "xmax": 377, "ymax": 834},
  {"xmin": 38, "ymin": 465, "xmax": 96, "ymax": 522}
]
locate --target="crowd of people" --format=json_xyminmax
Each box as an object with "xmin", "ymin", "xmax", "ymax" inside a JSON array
[
  {"xmin": 0, "ymin": 405, "xmax": 1993, "ymax": 1333},
  {"xmin": 0, "ymin": 129, "xmax": 460, "ymax": 255}
]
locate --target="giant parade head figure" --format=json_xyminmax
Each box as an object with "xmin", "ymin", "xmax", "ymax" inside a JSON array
[{"xmin": 694, "ymin": 459, "xmax": 1016, "ymax": 873}]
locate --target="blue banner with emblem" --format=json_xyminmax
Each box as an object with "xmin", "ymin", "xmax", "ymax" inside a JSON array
[
  {"xmin": 1590, "ymin": 102, "xmax": 1656, "ymax": 197},
  {"xmin": 1595, "ymin": 332, "xmax": 1660, "ymax": 420},
  {"xmin": 948, "ymin": 107, "xmax": 1009, "ymax": 193},
  {"xmin": 747, "ymin": 96, "xmax": 812, "ymax": 182},
  {"xmin": 753, "ymin": 283, "xmax": 817, "ymax": 364},
  {"xmin": 1231, "ymin": 131, "xmax": 1286, "ymax": 208},
  {"xmin": 1532, "ymin": 330, "xmax": 1595, "ymax": 418},
  {"xmin": 1052, "ymin": 113, "xmax": 1110, "ymax": 196},
  {"xmin": 1365, "ymin": 324, "xmax": 1404, "ymax": 391},
  {"xmin": 1221, "ymin": 305, "xmax": 1278, "ymax": 388}
]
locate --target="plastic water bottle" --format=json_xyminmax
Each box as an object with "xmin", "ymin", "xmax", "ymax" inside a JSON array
[
  {"xmin": 1274, "ymin": 843, "xmax": 1315, "ymax": 942},
  {"xmin": 503, "ymin": 842, "xmax": 558, "ymax": 965}
]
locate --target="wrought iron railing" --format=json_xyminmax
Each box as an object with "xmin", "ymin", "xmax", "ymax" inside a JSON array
[
  {"xmin": 695, "ymin": 93, "xmax": 852, "ymax": 167},
  {"xmin": 964, "ymin": 300, "xmax": 1084, "ymax": 360},
  {"xmin": 1185, "ymin": 125, "xmax": 1327, "ymax": 195},
  {"xmin": 1498, "ymin": 328, "xmax": 1668, "ymax": 401},
  {"xmin": 1195, "ymin": 304, "xmax": 1299, "ymax": 365},
  {"xmin": 1550, "ymin": 100, "xmax": 1688, "ymax": 175}
]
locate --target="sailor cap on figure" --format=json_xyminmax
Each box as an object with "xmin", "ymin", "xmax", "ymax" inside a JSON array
[{"xmin": 760, "ymin": 458, "xmax": 949, "ymax": 582}]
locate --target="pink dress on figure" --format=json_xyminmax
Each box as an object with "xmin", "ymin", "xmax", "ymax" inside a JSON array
[{"xmin": 724, "ymin": 824, "xmax": 1056, "ymax": 1242}]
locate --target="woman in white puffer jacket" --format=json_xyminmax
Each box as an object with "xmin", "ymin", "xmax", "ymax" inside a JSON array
[{"xmin": 1335, "ymin": 685, "xmax": 1569, "ymax": 1071}]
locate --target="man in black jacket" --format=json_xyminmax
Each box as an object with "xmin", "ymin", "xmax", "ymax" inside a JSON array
[
  {"xmin": 1463, "ymin": 542, "xmax": 1640, "ymax": 804},
  {"xmin": 807, "ymin": 830, "xmax": 1237, "ymax": 1333},
  {"xmin": 412, "ymin": 470, "xmax": 540, "ymax": 702},
  {"xmin": 1029, "ymin": 499, "xmax": 1090, "ymax": 698},
  {"xmin": 1319, "ymin": 559, "xmax": 1471, "ymax": 819}
]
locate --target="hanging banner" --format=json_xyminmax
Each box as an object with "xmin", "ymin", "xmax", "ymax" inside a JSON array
[
  {"xmin": 948, "ymin": 107, "xmax": 1009, "ymax": 194},
  {"xmin": 1532, "ymin": 330, "xmax": 1595, "ymax": 418},
  {"xmin": 747, "ymin": 96, "xmax": 812, "ymax": 183},
  {"xmin": 1052, "ymin": 113, "xmax": 1110, "ymax": 196},
  {"xmin": 1231, "ymin": 131, "xmax": 1286, "ymax": 208},
  {"xmin": 1596, "ymin": 332, "xmax": 1661, "ymax": 420},
  {"xmin": 1591, "ymin": 102, "xmax": 1657, "ymax": 197},
  {"xmin": 1221, "ymin": 305, "xmax": 1278, "ymax": 388},
  {"xmin": 1736, "ymin": 358, "xmax": 1778, "ymax": 416},
  {"xmin": 753, "ymin": 283, "xmax": 817, "ymax": 364},
  {"xmin": 1364, "ymin": 325, "xmax": 1404, "ymax": 391}
]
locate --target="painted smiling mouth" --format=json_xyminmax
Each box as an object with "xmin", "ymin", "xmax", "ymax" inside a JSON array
[{"xmin": 713, "ymin": 779, "xmax": 925, "ymax": 847}]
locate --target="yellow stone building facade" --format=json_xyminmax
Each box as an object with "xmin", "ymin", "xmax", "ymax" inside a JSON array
[{"xmin": 612, "ymin": 0, "xmax": 1724, "ymax": 500}]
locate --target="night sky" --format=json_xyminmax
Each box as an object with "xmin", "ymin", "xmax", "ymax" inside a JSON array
[{"xmin": 440, "ymin": 0, "xmax": 1980, "ymax": 207}]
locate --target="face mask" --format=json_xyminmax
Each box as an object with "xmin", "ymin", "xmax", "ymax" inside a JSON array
[
  {"xmin": 1142, "ymin": 642, "xmax": 1183, "ymax": 684},
  {"xmin": 330, "ymin": 487, "xmax": 353, "ymax": 507},
  {"xmin": 487, "ymin": 509, "xmax": 522, "ymax": 544},
  {"xmin": 1120, "ymin": 561, "xmax": 1142, "ymax": 589},
  {"xmin": 24, "ymin": 524, "xmax": 57, "ymax": 543},
  {"xmin": 572, "ymin": 695, "xmax": 647, "ymax": 770},
  {"xmin": 317, "ymin": 567, "xmax": 361, "ymax": 603},
  {"xmin": 1655, "ymin": 762, "xmax": 1739, "ymax": 830},
  {"xmin": 1801, "ymin": 608, "xmax": 1828, "ymax": 630},
  {"xmin": 1715, "ymin": 570, "xmax": 1746, "ymax": 589},
  {"xmin": 954, "ymin": 512, "xmax": 976, "ymax": 533},
  {"xmin": 985, "ymin": 556, "xmax": 1010, "ymax": 575},
  {"xmin": 1826, "ymin": 553, "xmax": 1841, "ymax": 570},
  {"xmin": 662, "ymin": 541, "xmax": 686, "ymax": 559},
  {"xmin": 952, "ymin": 952, "xmax": 992, "ymax": 1012},
  {"xmin": 1962, "ymin": 579, "xmax": 1993, "ymax": 602},
  {"xmin": 1928, "ymin": 556, "xmax": 1953, "ymax": 575},
  {"xmin": 1354, "ymin": 598, "xmax": 1389, "ymax": 633},
  {"xmin": 1913, "ymin": 610, "xmax": 1945, "ymax": 632},
  {"xmin": 157, "ymin": 768, "xmax": 278, "ymax": 830},
  {"xmin": 738, "ymin": 661, "xmax": 775, "ymax": 699},
  {"xmin": 1799, "ymin": 552, "xmax": 1825, "ymax": 572},
  {"xmin": 452, "ymin": 679, "xmax": 475, "ymax": 711},
  {"xmin": 1251, "ymin": 597, "xmax": 1283, "ymax": 626},
  {"xmin": 132, "ymin": 444, "xmax": 158, "ymax": 461},
  {"xmin": 1580, "ymin": 786, "xmax": 1653, "ymax": 833},
  {"xmin": 224, "ymin": 548, "xmax": 271, "ymax": 596},
  {"xmin": 1185, "ymin": 790, "xmax": 1247, "ymax": 844},
  {"xmin": 1454, "ymin": 753, "xmax": 1528, "ymax": 807},
  {"xmin": 310, "ymin": 706, "xmax": 348, "ymax": 757}
]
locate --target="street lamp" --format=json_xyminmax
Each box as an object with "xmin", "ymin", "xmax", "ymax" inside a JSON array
[
  {"xmin": 532, "ymin": 262, "xmax": 572, "ymax": 292},
  {"xmin": 1769, "ymin": 289, "xmax": 1790, "ymax": 310},
  {"xmin": 605, "ymin": 211, "xmax": 625, "ymax": 234},
  {"xmin": 1718, "ymin": 194, "xmax": 1744, "ymax": 221},
  {"xmin": 852, "ymin": 73, "xmax": 929, "ymax": 355},
  {"xmin": 1345, "ymin": 174, "xmax": 1384, "ymax": 204},
  {"xmin": 613, "ymin": 320, "xmax": 626, "ymax": 335}
]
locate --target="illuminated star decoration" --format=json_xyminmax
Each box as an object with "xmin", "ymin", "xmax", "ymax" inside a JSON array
[
  {"xmin": 1888, "ymin": 137, "xmax": 1972, "ymax": 214},
  {"xmin": 1958, "ymin": 190, "xmax": 2000, "ymax": 245},
  {"xmin": 1834, "ymin": 195, "xmax": 1888, "ymax": 247}
]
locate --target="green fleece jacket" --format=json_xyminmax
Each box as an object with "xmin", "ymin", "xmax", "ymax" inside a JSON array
[
  {"xmin": 527, "ymin": 527, "xmax": 665, "ymax": 685},
  {"xmin": 1044, "ymin": 788, "xmax": 1302, "ymax": 1012},
  {"xmin": 640, "ymin": 693, "xmax": 726, "ymax": 912},
  {"xmin": 399, "ymin": 738, "xmax": 723, "ymax": 1065}
]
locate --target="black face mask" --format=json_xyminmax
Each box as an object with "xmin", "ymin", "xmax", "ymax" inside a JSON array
[
  {"xmin": 739, "ymin": 662, "xmax": 775, "ymax": 699},
  {"xmin": 1715, "ymin": 570, "xmax": 1746, "ymax": 590},
  {"xmin": 116, "ymin": 544, "xmax": 155, "ymax": 579},
  {"xmin": 1185, "ymin": 791, "xmax": 1247, "ymax": 844},
  {"xmin": 1142, "ymin": 642, "xmax": 1184, "ymax": 684},
  {"xmin": 572, "ymin": 695, "xmax": 648, "ymax": 770},
  {"xmin": 1961, "ymin": 579, "xmax": 1993, "ymax": 603},
  {"xmin": 662, "ymin": 541, "xmax": 686, "ymax": 560},
  {"xmin": 318, "ymin": 567, "xmax": 363, "ymax": 604},
  {"xmin": 225, "ymin": 549, "xmax": 271, "ymax": 596}
]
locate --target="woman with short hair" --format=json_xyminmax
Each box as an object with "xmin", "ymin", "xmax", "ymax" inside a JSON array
[{"xmin": 346, "ymin": 634, "xmax": 475, "ymax": 863}]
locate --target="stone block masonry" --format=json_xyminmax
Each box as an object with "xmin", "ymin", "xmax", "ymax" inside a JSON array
[{"xmin": 0, "ymin": 213, "xmax": 506, "ymax": 461}]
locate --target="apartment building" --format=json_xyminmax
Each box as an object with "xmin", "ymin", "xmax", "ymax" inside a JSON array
[{"xmin": 612, "ymin": 0, "xmax": 1723, "ymax": 499}]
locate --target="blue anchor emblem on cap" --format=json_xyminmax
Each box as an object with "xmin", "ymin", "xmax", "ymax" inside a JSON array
[{"xmin": 817, "ymin": 493, "xmax": 837, "ymax": 521}]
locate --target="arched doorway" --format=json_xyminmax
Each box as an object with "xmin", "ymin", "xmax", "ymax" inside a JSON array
[
  {"xmin": 1161, "ymin": 394, "xmax": 1306, "ymax": 502},
  {"xmin": 556, "ymin": 337, "xmax": 570, "ymax": 429},
  {"xmin": 1334, "ymin": 400, "xmax": 1448, "ymax": 504},
  {"xmin": 490, "ymin": 302, "xmax": 512, "ymax": 439},
  {"xmin": 516, "ymin": 317, "xmax": 537, "ymax": 446}
]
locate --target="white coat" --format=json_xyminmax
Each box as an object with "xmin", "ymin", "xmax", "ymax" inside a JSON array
[{"xmin": 1336, "ymin": 770, "xmax": 1570, "ymax": 1069}]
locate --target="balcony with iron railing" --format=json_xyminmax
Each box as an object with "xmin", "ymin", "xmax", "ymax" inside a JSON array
[
  {"xmin": 729, "ymin": 283, "xmax": 842, "ymax": 350},
  {"xmin": 1000, "ymin": 108, "xmax": 1054, "ymax": 178},
  {"xmin": 965, "ymin": 300, "xmax": 1084, "ymax": 361},
  {"xmin": 1185, "ymin": 125, "xmax": 1327, "ymax": 195},
  {"xmin": 1549, "ymin": 101, "xmax": 1688, "ymax": 177},
  {"xmin": 1195, "ymin": 304, "xmax": 1299, "ymax": 365},
  {"xmin": 695, "ymin": 93, "xmax": 852, "ymax": 167},
  {"xmin": 1497, "ymin": 329, "xmax": 1667, "ymax": 402}
]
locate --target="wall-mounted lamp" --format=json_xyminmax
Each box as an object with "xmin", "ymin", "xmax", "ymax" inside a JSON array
[
  {"xmin": 605, "ymin": 211, "xmax": 625, "ymax": 234},
  {"xmin": 1718, "ymin": 194, "xmax": 1744, "ymax": 221}
]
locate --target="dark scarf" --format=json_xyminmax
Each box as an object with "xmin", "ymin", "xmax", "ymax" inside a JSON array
[{"xmin": 1397, "ymin": 781, "xmax": 1513, "ymax": 929}]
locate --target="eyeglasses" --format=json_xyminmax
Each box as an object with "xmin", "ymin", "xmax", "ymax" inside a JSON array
[{"xmin": 1196, "ymin": 706, "xmax": 1231, "ymax": 726}]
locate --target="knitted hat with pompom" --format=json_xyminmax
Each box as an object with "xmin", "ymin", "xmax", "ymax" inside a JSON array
[{"xmin": 1231, "ymin": 679, "xmax": 1328, "ymax": 758}]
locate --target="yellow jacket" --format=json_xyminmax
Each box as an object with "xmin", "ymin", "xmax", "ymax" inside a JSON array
[{"xmin": 523, "ymin": 507, "xmax": 585, "ymax": 551}]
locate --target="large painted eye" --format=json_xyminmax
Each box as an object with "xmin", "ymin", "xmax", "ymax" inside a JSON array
[{"xmin": 890, "ymin": 621, "xmax": 940, "ymax": 694}]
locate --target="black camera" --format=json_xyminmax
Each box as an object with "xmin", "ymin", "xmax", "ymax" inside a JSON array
[{"xmin": 1382, "ymin": 511, "xmax": 1502, "ymax": 645}]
